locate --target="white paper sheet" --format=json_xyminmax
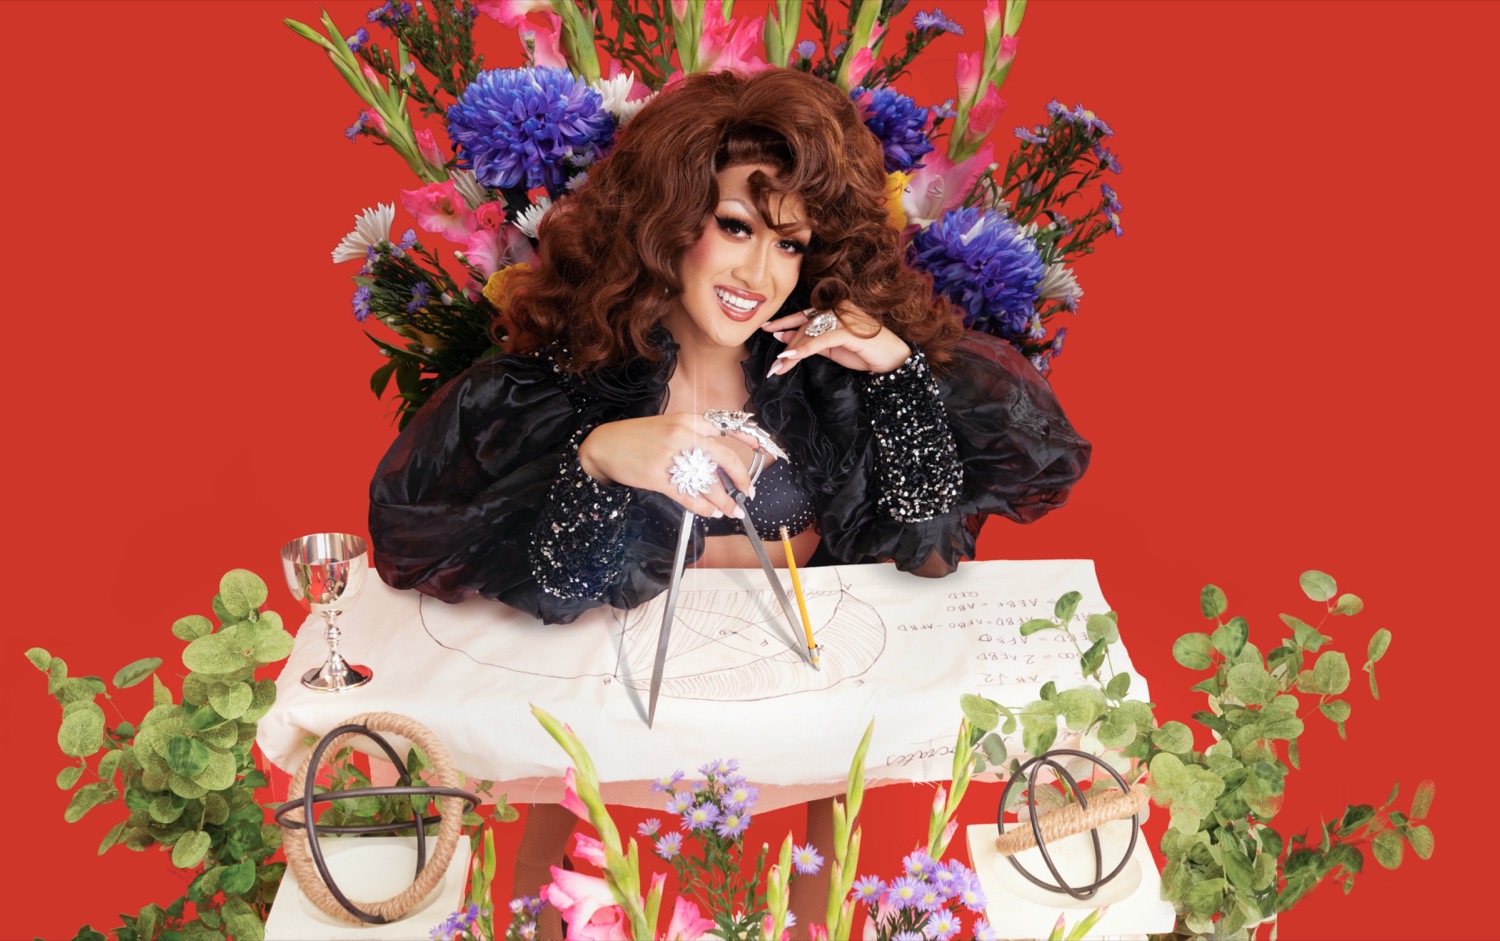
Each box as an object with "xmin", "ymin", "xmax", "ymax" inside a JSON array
[{"xmin": 258, "ymin": 560, "xmax": 1146, "ymax": 810}]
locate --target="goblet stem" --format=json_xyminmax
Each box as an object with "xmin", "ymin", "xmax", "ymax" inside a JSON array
[{"xmin": 323, "ymin": 612, "xmax": 347, "ymax": 670}]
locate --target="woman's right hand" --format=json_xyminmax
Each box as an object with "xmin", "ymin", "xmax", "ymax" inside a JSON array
[{"xmin": 578, "ymin": 414, "xmax": 760, "ymax": 519}]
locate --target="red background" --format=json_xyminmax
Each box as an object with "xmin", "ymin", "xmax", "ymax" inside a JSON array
[{"xmin": 4, "ymin": 1, "xmax": 1492, "ymax": 938}]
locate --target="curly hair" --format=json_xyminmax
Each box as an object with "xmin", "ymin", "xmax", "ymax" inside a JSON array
[{"xmin": 500, "ymin": 67, "xmax": 961, "ymax": 372}]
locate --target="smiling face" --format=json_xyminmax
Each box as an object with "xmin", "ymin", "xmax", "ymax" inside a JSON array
[{"xmin": 665, "ymin": 162, "xmax": 810, "ymax": 351}]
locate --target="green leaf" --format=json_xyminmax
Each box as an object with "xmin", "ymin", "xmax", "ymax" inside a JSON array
[
  {"xmin": 59, "ymin": 708, "xmax": 106, "ymax": 757},
  {"xmin": 112, "ymin": 657, "xmax": 163, "ymax": 689},
  {"xmin": 1405, "ymin": 824, "xmax": 1435, "ymax": 860},
  {"xmin": 1054, "ymin": 591, "xmax": 1082, "ymax": 623},
  {"xmin": 64, "ymin": 782, "xmax": 117, "ymax": 823},
  {"xmin": 960, "ymin": 693, "xmax": 1001, "ymax": 732},
  {"xmin": 1097, "ymin": 708, "xmax": 1136, "ymax": 748},
  {"xmin": 172, "ymin": 830, "xmax": 213, "ymax": 868},
  {"xmin": 1085, "ymin": 613, "xmax": 1119, "ymax": 644},
  {"xmin": 1152, "ymin": 721, "xmax": 1194, "ymax": 755},
  {"xmin": 25, "ymin": 647, "xmax": 53, "ymax": 671},
  {"xmin": 218, "ymin": 569, "xmax": 268, "ymax": 619},
  {"xmin": 1183, "ymin": 878, "xmax": 1227, "ymax": 916},
  {"xmin": 209, "ymin": 683, "xmax": 254, "ymax": 720},
  {"xmin": 1372, "ymin": 829, "xmax": 1404, "ymax": 869},
  {"xmin": 1105, "ymin": 671, "xmax": 1131, "ymax": 700},
  {"xmin": 1211, "ymin": 617, "xmax": 1249, "ymax": 658},
  {"xmin": 1079, "ymin": 638, "xmax": 1107, "ymax": 677},
  {"xmin": 57, "ymin": 764, "xmax": 84, "ymax": 789},
  {"xmin": 1312, "ymin": 652, "xmax": 1351, "ymax": 695},
  {"xmin": 1020, "ymin": 702, "xmax": 1060, "ymax": 757},
  {"xmin": 246, "ymin": 612, "xmax": 294, "ymax": 663},
  {"xmin": 1200, "ymin": 584, "xmax": 1227, "ymax": 619},
  {"xmin": 151, "ymin": 673, "xmax": 173, "ymax": 707},
  {"xmin": 1057, "ymin": 687, "xmax": 1106, "ymax": 730},
  {"xmin": 1369, "ymin": 666, "xmax": 1381, "ymax": 700},
  {"xmin": 98, "ymin": 821, "xmax": 127, "ymax": 855},
  {"xmin": 1019, "ymin": 618, "xmax": 1056, "ymax": 636},
  {"xmin": 981, "ymin": 732, "xmax": 1007, "ymax": 766},
  {"xmin": 1334, "ymin": 593, "xmax": 1363, "ymax": 615},
  {"xmin": 197, "ymin": 748, "xmax": 238, "ymax": 791},
  {"xmin": 220, "ymin": 857, "xmax": 257, "ymax": 895},
  {"xmin": 166, "ymin": 736, "xmax": 212, "ymax": 778},
  {"xmin": 1221, "ymin": 840, "xmax": 1254, "ymax": 891},
  {"xmin": 1227, "ymin": 662, "xmax": 1278, "ymax": 706},
  {"xmin": 223, "ymin": 895, "xmax": 265, "ymax": 941},
  {"xmin": 370, "ymin": 359, "xmax": 398, "ymax": 398},
  {"xmin": 1338, "ymin": 804, "xmax": 1375, "ymax": 834},
  {"xmin": 1412, "ymin": 780, "xmax": 1436, "ymax": 819},
  {"xmin": 1252, "ymin": 849, "xmax": 1277, "ymax": 890},
  {"xmin": 150, "ymin": 794, "xmax": 186, "ymax": 824},
  {"xmin": 1299, "ymin": 570, "xmax": 1337, "ymax": 602},
  {"xmin": 183, "ymin": 632, "xmax": 250, "ymax": 675},
  {"xmin": 1172, "ymin": 633, "xmax": 1215, "ymax": 670},
  {"xmin": 172, "ymin": 615, "xmax": 214, "ymax": 642},
  {"xmin": 1320, "ymin": 700, "xmax": 1352, "ymax": 723},
  {"xmin": 1367, "ymin": 628, "xmax": 1392, "ymax": 663},
  {"xmin": 1282, "ymin": 614, "xmax": 1331, "ymax": 651}
]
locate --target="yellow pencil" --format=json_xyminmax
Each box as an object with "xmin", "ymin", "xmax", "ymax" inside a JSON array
[{"xmin": 780, "ymin": 526, "xmax": 820, "ymax": 669}]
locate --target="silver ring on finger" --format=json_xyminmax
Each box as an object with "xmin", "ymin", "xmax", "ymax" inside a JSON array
[
  {"xmin": 668, "ymin": 447, "xmax": 719, "ymax": 497},
  {"xmin": 803, "ymin": 310, "xmax": 841, "ymax": 338}
]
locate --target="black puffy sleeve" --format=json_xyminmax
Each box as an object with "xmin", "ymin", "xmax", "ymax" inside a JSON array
[
  {"xmin": 812, "ymin": 330, "xmax": 1091, "ymax": 573},
  {"xmin": 367, "ymin": 353, "xmax": 624, "ymax": 623}
]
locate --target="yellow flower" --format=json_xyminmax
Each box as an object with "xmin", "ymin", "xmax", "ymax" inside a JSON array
[
  {"xmin": 483, "ymin": 262, "xmax": 532, "ymax": 310},
  {"xmin": 885, "ymin": 171, "xmax": 912, "ymax": 230}
]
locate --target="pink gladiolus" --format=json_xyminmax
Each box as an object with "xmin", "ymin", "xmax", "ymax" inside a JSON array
[
  {"xmin": 474, "ymin": 0, "xmax": 551, "ymax": 27},
  {"xmin": 955, "ymin": 52, "xmax": 981, "ymax": 106},
  {"xmin": 415, "ymin": 129, "xmax": 445, "ymax": 170},
  {"xmin": 464, "ymin": 225, "xmax": 538, "ymax": 279},
  {"xmin": 400, "ymin": 180, "xmax": 476, "ymax": 244},
  {"xmin": 662, "ymin": 897, "xmax": 715, "ymax": 940},
  {"xmin": 902, "ymin": 144, "xmax": 993, "ymax": 227},
  {"xmin": 543, "ymin": 867, "xmax": 625, "ymax": 940},
  {"xmin": 984, "ymin": 0, "xmax": 1002, "ymax": 33},
  {"xmin": 670, "ymin": 0, "xmax": 688, "ymax": 18},
  {"xmin": 561, "ymin": 766, "xmax": 590, "ymax": 820},
  {"xmin": 573, "ymin": 832, "xmax": 608, "ymax": 868},
  {"xmin": 809, "ymin": 925, "xmax": 829, "ymax": 941},
  {"xmin": 362, "ymin": 108, "xmax": 387, "ymax": 136},
  {"xmin": 474, "ymin": 201, "xmax": 506, "ymax": 232},
  {"xmin": 932, "ymin": 785, "xmax": 947, "ymax": 814},
  {"xmin": 942, "ymin": 819, "xmax": 958, "ymax": 846},
  {"xmin": 698, "ymin": 15, "xmax": 768, "ymax": 73},
  {"xmin": 967, "ymin": 85, "xmax": 1008, "ymax": 139},
  {"xmin": 846, "ymin": 47, "xmax": 876, "ymax": 88},
  {"xmin": 995, "ymin": 35, "xmax": 1019, "ymax": 71}
]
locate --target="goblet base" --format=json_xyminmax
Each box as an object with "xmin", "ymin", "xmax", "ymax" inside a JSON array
[{"xmin": 301, "ymin": 661, "xmax": 373, "ymax": 693}]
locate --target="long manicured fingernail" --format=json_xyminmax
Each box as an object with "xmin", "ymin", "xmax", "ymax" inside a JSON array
[
  {"xmin": 765, "ymin": 362, "xmax": 781, "ymax": 378},
  {"xmin": 732, "ymin": 506, "xmax": 745, "ymax": 519},
  {"xmin": 777, "ymin": 350, "xmax": 799, "ymax": 360},
  {"xmin": 773, "ymin": 330, "xmax": 788, "ymax": 342},
  {"xmin": 748, "ymin": 486, "xmax": 757, "ymax": 500},
  {"xmin": 711, "ymin": 509, "xmax": 724, "ymax": 518}
]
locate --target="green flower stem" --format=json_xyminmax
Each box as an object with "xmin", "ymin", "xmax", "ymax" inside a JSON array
[
  {"xmin": 669, "ymin": 1, "xmax": 703, "ymax": 73},
  {"xmin": 762, "ymin": 0, "xmax": 802, "ymax": 69},
  {"xmin": 833, "ymin": 0, "xmax": 882, "ymax": 91},
  {"xmin": 549, "ymin": 0, "xmax": 601, "ymax": 83}
]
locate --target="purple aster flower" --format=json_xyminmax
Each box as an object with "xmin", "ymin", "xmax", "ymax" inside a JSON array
[
  {"xmin": 926, "ymin": 910, "xmax": 961, "ymax": 941},
  {"xmin": 399, "ymin": 1, "xmax": 413, "ymax": 17},
  {"xmin": 1030, "ymin": 352, "xmax": 1051, "ymax": 374},
  {"xmin": 402, "ymin": 60, "xmax": 417, "ymax": 77},
  {"xmin": 903, "ymin": 850, "xmax": 937, "ymax": 878},
  {"xmin": 1091, "ymin": 145, "xmax": 1123, "ymax": 174},
  {"xmin": 912, "ymin": 9, "xmax": 963, "ymax": 34},
  {"xmin": 345, "ymin": 113, "xmax": 367, "ymax": 141},
  {"xmin": 913, "ymin": 882, "xmax": 944, "ymax": 912},
  {"xmin": 368, "ymin": 2, "xmax": 393, "ymax": 23},
  {"xmin": 715, "ymin": 811, "xmax": 751, "ymax": 840},
  {"xmin": 638, "ymin": 818, "xmax": 661, "ymax": 837},
  {"xmin": 1051, "ymin": 327, "xmax": 1068, "ymax": 357},
  {"xmin": 525, "ymin": 897, "xmax": 545, "ymax": 915},
  {"xmin": 852, "ymin": 86, "xmax": 933, "ymax": 173},
  {"xmin": 346, "ymin": 27, "xmax": 370, "ymax": 52},
  {"xmin": 447, "ymin": 67, "xmax": 614, "ymax": 197},
  {"xmin": 655, "ymin": 831, "xmax": 683, "ymax": 859},
  {"xmin": 892, "ymin": 933, "xmax": 923, "ymax": 941},
  {"xmin": 406, "ymin": 282, "xmax": 432, "ymax": 313},
  {"xmin": 1106, "ymin": 208, "xmax": 1123, "ymax": 237},
  {"xmin": 698, "ymin": 758, "xmax": 739, "ymax": 778},
  {"xmin": 886, "ymin": 875, "xmax": 922, "ymax": 909},
  {"xmin": 665, "ymin": 791, "xmax": 693, "ymax": 815},
  {"xmin": 1014, "ymin": 125, "xmax": 1047, "ymax": 144},
  {"xmin": 352, "ymin": 284, "xmax": 372, "ymax": 321},
  {"xmin": 933, "ymin": 98, "xmax": 957, "ymax": 120},
  {"xmin": 791, "ymin": 843, "xmax": 823, "ymax": 875},
  {"xmin": 1070, "ymin": 102, "xmax": 1113, "ymax": 136},
  {"xmin": 929, "ymin": 863, "xmax": 960, "ymax": 897},
  {"xmin": 682, "ymin": 802, "xmax": 721, "ymax": 832},
  {"xmin": 1100, "ymin": 183, "xmax": 1122, "ymax": 212},
  {"xmin": 795, "ymin": 39, "xmax": 817, "ymax": 59},
  {"xmin": 973, "ymin": 918, "xmax": 998, "ymax": 941},
  {"xmin": 906, "ymin": 206, "xmax": 1046, "ymax": 340},
  {"xmin": 650, "ymin": 770, "xmax": 685, "ymax": 793},
  {"xmin": 723, "ymin": 781, "xmax": 759, "ymax": 812},
  {"xmin": 398, "ymin": 228, "xmax": 418, "ymax": 251},
  {"xmin": 1045, "ymin": 98, "xmax": 1068, "ymax": 119},
  {"xmin": 851, "ymin": 875, "xmax": 885, "ymax": 903}
]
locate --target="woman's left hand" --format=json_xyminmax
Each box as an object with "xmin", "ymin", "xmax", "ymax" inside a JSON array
[{"xmin": 761, "ymin": 303, "xmax": 912, "ymax": 378}]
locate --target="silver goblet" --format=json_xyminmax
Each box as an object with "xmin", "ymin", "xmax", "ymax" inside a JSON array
[{"xmin": 280, "ymin": 532, "xmax": 373, "ymax": 692}]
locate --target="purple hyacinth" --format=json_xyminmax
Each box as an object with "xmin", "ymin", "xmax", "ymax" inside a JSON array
[
  {"xmin": 907, "ymin": 206, "xmax": 1045, "ymax": 340},
  {"xmin": 852, "ymin": 86, "xmax": 934, "ymax": 173},
  {"xmin": 447, "ymin": 67, "xmax": 614, "ymax": 197}
]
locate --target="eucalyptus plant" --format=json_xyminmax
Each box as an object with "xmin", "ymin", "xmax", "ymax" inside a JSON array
[{"xmin": 29, "ymin": 569, "xmax": 292, "ymax": 941}]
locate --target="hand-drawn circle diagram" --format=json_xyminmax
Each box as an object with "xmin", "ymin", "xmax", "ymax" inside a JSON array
[
  {"xmin": 614, "ymin": 575, "xmax": 886, "ymax": 700},
  {"xmin": 415, "ymin": 571, "xmax": 886, "ymax": 701}
]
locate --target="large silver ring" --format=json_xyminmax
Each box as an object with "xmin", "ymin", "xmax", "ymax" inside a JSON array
[
  {"xmin": 703, "ymin": 410, "xmax": 791, "ymax": 461},
  {"xmin": 804, "ymin": 310, "xmax": 841, "ymax": 337},
  {"xmin": 668, "ymin": 447, "xmax": 718, "ymax": 497}
]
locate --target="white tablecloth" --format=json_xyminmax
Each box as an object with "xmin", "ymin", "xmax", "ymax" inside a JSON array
[{"xmin": 258, "ymin": 559, "xmax": 1145, "ymax": 810}]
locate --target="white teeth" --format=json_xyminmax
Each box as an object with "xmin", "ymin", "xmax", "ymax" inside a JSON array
[{"xmin": 715, "ymin": 288, "xmax": 758, "ymax": 312}]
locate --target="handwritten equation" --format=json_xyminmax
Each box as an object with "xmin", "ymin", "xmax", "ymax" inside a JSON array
[{"xmin": 893, "ymin": 590, "xmax": 1098, "ymax": 690}]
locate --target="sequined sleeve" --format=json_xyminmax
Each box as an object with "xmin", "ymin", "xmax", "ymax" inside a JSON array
[
  {"xmin": 528, "ymin": 425, "xmax": 632, "ymax": 599},
  {"xmin": 860, "ymin": 348, "xmax": 964, "ymax": 521}
]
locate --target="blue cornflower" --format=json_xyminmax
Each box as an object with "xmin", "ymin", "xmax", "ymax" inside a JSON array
[
  {"xmin": 352, "ymin": 284, "xmax": 372, "ymax": 321},
  {"xmin": 926, "ymin": 910, "xmax": 961, "ymax": 941},
  {"xmin": 1014, "ymin": 125, "xmax": 1047, "ymax": 144},
  {"xmin": 791, "ymin": 843, "xmax": 824, "ymax": 875},
  {"xmin": 795, "ymin": 39, "xmax": 817, "ymax": 59},
  {"xmin": 682, "ymin": 802, "xmax": 721, "ymax": 832},
  {"xmin": 723, "ymin": 781, "xmax": 759, "ymax": 812},
  {"xmin": 345, "ymin": 113, "xmax": 367, "ymax": 141},
  {"xmin": 655, "ymin": 831, "xmax": 684, "ymax": 859},
  {"xmin": 973, "ymin": 917, "xmax": 998, "ymax": 941},
  {"xmin": 886, "ymin": 875, "xmax": 922, "ymax": 909},
  {"xmin": 406, "ymin": 282, "xmax": 432, "ymax": 314},
  {"xmin": 651, "ymin": 770, "xmax": 685, "ymax": 793},
  {"xmin": 903, "ymin": 850, "xmax": 937, "ymax": 878},
  {"xmin": 638, "ymin": 818, "xmax": 661, "ymax": 837},
  {"xmin": 912, "ymin": 9, "xmax": 964, "ymax": 34},
  {"xmin": 1100, "ymin": 183, "xmax": 1122, "ymax": 212},
  {"xmin": 1091, "ymin": 145, "xmax": 1123, "ymax": 174},
  {"xmin": 447, "ymin": 67, "xmax": 614, "ymax": 196},
  {"xmin": 851, "ymin": 875, "xmax": 885, "ymax": 903},
  {"xmin": 933, "ymin": 98, "xmax": 957, "ymax": 120},
  {"xmin": 1070, "ymin": 102, "xmax": 1113, "ymax": 136},
  {"xmin": 346, "ymin": 27, "xmax": 370, "ymax": 52},
  {"xmin": 907, "ymin": 206, "xmax": 1046, "ymax": 340},
  {"xmin": 715, "ymin": 810, "xmax": 751, "ymax": 840},
  {"xmin": 852, "ymin": 86, "xmax": 933, "ymax": 173}
]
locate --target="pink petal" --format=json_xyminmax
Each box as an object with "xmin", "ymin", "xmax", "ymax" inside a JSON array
[
  {"xmin": 662, "ymin": 897, "xmax": 715, "ymax": 940},
  {"xmin": 573, "ymin": 832, "xmax": 608, "ymax": 868},
  {"xmin": 847, "ymin": 47, "xmax": 875, "ymax": 88},
  {"xmin": 967, "ymin": 85, "xmax": 1008, "ymax": 139},
  {"xmin": 475, "ymin": 0, "xmax": 551, "ymax": 28},
  {"xmin": 414, "ymin": 128, "xmax": 445, "ymax": 169},
  {"xmin": 561, "ymin": 767, "xmax": 590, "ymax": 820},
  {"xmin": 543, "ymin": 866, "xmax": 618, "ymax": 933},
  {"xmin": 955, "ymin": 52, "xmax": 981, "ymax": 106},
  {"xmin": 526, "ymin": 12, "xmax": 568, "ymax": 69},
  {"xmin": 984, "ymin": 0, "xmax": 1002, "ymax": 33},
  {"xmin": 400, "ymin": 180, "xmax": 476, "ymax": 244},
  {"xmin": 902, "ymin": 144, "xmax": 992, "ymax": 227}
]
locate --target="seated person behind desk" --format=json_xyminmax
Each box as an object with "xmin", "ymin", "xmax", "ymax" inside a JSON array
[{"xmin": 368, "ymin": 67, "xmax": 1090, "ymax": 939}]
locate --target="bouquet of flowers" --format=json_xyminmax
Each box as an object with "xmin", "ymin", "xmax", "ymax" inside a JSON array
[{"xmin": 288, "ymin": 0, "xmax": 1125, "ymax": 427}]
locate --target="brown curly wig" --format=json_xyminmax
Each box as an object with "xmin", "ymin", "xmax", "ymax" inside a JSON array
[{"xmin": 499, "ymin": 67, "xmax": 961, "ymax": 372}]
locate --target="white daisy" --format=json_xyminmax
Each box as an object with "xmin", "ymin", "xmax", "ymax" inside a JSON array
[
  {"xmin": 330, "ymin": 203, "xmax": 394, "ymax": 264},
  {"xmin": 590, "ymin": 72, "xmax": 655, "ymax": 124},
  {"xmin": 513, "ymin": 197, "xmax": 553, "ymax": 239},
  {"xmin": 448, "ymin": 168, "xmax": 489, "ymax": 211},
  {"xmin": 1037, "ymin": 261, "xmax": 1083, "ymax": 304}
]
